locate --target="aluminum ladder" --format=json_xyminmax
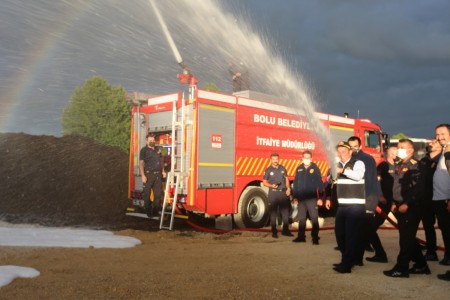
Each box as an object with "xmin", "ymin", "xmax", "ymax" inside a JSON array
[{"xmin": 159, "ymin": 93, "xmax": 188, "ymax": 230}]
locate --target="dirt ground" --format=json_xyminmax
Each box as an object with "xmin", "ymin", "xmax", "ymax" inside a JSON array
[
  {"xmin": 0, "ymin": 133, "xmax": 449, "ymax": 299},
  {"xmin": 1, "ymin": 226, "xmax": 449, "ymax": 299}
]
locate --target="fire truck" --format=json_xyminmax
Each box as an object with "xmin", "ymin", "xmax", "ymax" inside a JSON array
[{"xmin": 127, "ymin": 81, "xmax": 387, "ymax": 229}]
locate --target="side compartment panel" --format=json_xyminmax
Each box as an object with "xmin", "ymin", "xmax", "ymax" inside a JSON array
[{"xmin": 197, "ymin": 104, "xmax": 235, "ymax": 188}]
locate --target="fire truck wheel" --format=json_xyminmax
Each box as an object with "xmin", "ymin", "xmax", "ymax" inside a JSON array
[{"xmin": 234, "ymin": 187, "xmax": 269, "ymax": 228}]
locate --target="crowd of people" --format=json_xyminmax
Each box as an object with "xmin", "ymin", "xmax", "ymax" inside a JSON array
[
  {"xmin": 139, "ymin": 123, "xmax": 449, "ymax": 281},
  {"xmin": 263, "ymin": 124, "xmax": 450, "ymax": 281}
]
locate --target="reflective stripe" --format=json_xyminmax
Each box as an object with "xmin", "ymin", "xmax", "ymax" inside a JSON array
[
  {"xmin": 336, "ymin": 179, "xmax": 365, "ymax": 185},
  {"xmin": 338, "ymin": 198, "xmax": 366, "ymax": 204}
]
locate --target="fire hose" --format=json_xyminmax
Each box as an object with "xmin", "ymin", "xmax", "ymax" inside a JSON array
[{"xmin": 177, "ymin": 205, "xmax": 446, "ymax": 252}]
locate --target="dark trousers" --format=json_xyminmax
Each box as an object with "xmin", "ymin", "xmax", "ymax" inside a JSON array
[
  {"xmin": 394, "ymin": 205, "xmax": 426, "ymax": 271},
  {"xmin": 421, "ymin": 199, "xmax": 437, "ymax": 253},
  {"xmin": 367, "ymin": 202, "xmax": 389, "ymax": 258},
  {"xmin": 355, "ymin": 212, "xmax": 372, "ymax": 263},
  {"xmin": 335, "ymin": 205, "xmax": 365, "ymax": 268},
  {"xmin": 268, "ymin": 190, "xmax": 290, "ymax": 234},
  {"xmin": 297, "ymin": 198, "xmax": 319, "ymax": 240},
  {"xmin": 433, "ymin": 200, "xmax": 450, "ymax": 259},
  {"xmin": 142, "ymin": 171, "xmax": 162, "ymax": 214}
]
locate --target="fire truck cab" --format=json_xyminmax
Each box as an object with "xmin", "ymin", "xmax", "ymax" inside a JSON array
[{"xmin": 127, "ymin": 88, "xmax": 387, "ymax": 229}]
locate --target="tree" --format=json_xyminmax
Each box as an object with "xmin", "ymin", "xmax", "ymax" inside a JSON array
[
  {"xmin": 62, "ymin": 76, "xmax": 131, "ymax": 152},
  {"xmin": 391, "ymin": 132, "xmax": 409, "ymax": 139},
  {"xmin": 202, "ymin": 82, "xmax": 221, "ymax": 92}
]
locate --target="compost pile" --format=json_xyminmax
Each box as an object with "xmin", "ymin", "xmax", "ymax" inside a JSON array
[{"xmin": 0, "ymin": 133, "xmax": 152, "ymax": 230}]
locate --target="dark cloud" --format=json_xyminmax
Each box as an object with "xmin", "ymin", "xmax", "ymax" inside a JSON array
[
  {"xmin": 235, "ymin": 0, "xmax": 450, "ymax": 137},
  {"xmin": 0, "ymin": 0, "xmax": 449, "ymax": 138}
]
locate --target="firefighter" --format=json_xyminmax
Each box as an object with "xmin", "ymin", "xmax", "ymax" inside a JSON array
[
  {"xmin": 263, "ymin": 153, "xmax": 293, "ymax": 238},
  {"xmin": 383, "ymin": 139, "xmax": 429, "ymax": 278},
  {"xmin": 369, "ymin": 146, "xmax": 399, "ymax": 263},
  {"xmin": 139, "ymin": 133, "xmax": 166, "ymax": 218},
  {"xmin": 291, "ymin": 150, "xmax": 326, "ymax": 245},
  {"xmin": 347, "ymin": 136, "xmax": 384, "ymax": 264},
  {"xmin": 329, "ymin": 141, "xmax": 366, "ymax": 274},
  {"xmin": 228, "ymin": 62, "xmax": 249, "ymax": 92}
]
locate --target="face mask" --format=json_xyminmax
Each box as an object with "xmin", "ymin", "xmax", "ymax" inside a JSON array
[
  {"xmin": 351, "ymin": 148, "xmax": 359, "ymax": 154},
  {"xmin": 397, "ymin": 149, "xmax": 408, "ymax": 159},
  {"xmin": 303, "ymin": 159, "xmax": 311, "ymax": 166},
  {"xmin": 149, "ymin": 142, "xmax": 155, "ymax": 147}
]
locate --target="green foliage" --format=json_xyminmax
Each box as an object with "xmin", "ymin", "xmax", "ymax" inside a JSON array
[
  {"xmin": 62, "ymin": 76, "xmax": 131, "ymax": 152},
  {"xmin": 202, "ymin": 82, "xmax": 221, "ymax": 92},
  {"xmin": 391, "ymin": 132, "xmax": 409, "ymax": 139}
]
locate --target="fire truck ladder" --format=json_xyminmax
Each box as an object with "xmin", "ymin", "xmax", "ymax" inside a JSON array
[
  {"xmin": 160, "ymin": 94, "xmax": 189, "ymax": 230},
  {"xmin": 160, "ymin": 172, "xmax": 180, "ymax": 230}
]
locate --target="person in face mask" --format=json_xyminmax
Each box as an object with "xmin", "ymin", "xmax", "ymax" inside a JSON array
[
  {"xmin": 291, "ymin": 151, "xmax": 328, "ymax": 244},
  {"xmin": 383, "ymin": 139, "xmax": 429, "ymax": 278},
  {"xmin": 139, "ymin": 133, "xmax": 167, "ymax": 218}
]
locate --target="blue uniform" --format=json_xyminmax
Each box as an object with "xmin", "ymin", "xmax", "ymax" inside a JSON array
[
  {"xmin": 263, "ymin": 165, "xmax": 290, "ymax": 235},
  {"xmin": 292, "ymin": 162, "xmax": 323, "ymax": 242}
]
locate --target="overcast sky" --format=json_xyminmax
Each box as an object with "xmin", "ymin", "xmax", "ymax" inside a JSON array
[{"xmin": 0, "ymin": 0, "xmax": 449, "ymax": 138}]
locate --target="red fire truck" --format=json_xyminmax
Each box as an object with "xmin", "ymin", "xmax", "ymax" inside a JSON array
[{"xmin": 127, "ymin": 85, "xmax": 387, "ymax": 229}]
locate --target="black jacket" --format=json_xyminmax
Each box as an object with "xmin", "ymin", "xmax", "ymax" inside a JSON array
[
  {"xmin": 353, "ymin": 150, "xmax": 382, "ymax": 211},
  {"xmin": 392, "ymin": 157, "xmax": 424, "ymax": 205},
  {"xmin": 292, "ymin": 163, "xmax": 323, "ymax": 200}
]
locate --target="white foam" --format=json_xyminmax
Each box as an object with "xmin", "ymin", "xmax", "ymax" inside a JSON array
[
  {"xmin": 0, "ymin": 224, "xmax": 142, "ymax": 288},
  {"xmin": 0, "ymin": 265, "xmax": 40, "ymax": 288}
]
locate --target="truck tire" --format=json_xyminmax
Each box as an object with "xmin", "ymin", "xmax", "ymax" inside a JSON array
[{"xmin": 234, "ymin": 187, "xmax": 269, "ymax": 228}]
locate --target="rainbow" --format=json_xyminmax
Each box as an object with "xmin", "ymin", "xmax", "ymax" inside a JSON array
[{"xmin": 0, "ymin": 2, "xmax": 93, "ymax": 134}]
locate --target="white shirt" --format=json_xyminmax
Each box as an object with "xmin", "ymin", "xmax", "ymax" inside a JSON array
[{"xmin": 341, "ymin": 159, "xmax": 365, "ymax": 181}]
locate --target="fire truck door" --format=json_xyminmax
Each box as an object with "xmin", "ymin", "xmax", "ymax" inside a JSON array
[
  {"xmin": 329, "ymin": 125, "xmax": 354, "ymax": 146},
  {"xmin": 197, "ymin": 104, "xmax": 235, "ymax": 188}
]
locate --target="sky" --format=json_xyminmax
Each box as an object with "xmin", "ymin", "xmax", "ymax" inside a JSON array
[
  {"xmin": 0, "ymin": 0, "xmax": 449, "ymax": 138},
  {"xmin": 0, "ymin": 222, "xmax": 141, "ymax": 288}
]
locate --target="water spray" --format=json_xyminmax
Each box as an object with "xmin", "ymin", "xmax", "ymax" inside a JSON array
[
  {"xmin": 149, "ymin": 0, "xmax": 197, "ymax": 90},
  {"xmin": 149, "ymin": 0, "xmax": 184, "ymax": 70}
]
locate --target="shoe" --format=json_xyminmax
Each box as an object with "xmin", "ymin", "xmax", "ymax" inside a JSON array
[
  {"xmin": 365, "ymin": 244, "xmax": 374, "ymax": 252},
  {"xmin": 333, "ymin": 261, "xmax": 361, "ymax": 267},
  {"xmin": 333, "ymin": 265, "xmax": 351, "ymax": 273},
  {"xmin": 353, "ymin": 260, "xmax": 364, "ymax": 267},
  {"xmin": 383, "ymin": 268, "xmax": 409, "ymax": 278},
  {"xmin": 437, "ymin": 271, "xmax": 450, "ymax": 281},
  {"xmin": 439, "ymin": 257, "xmax": 450, "ymax": 266},
  {"xmin": 282, "ymin": 231, "xmax": 294, "ymax": 237},
  {"xmin": 366, "ymin": 255, "xmax": 388, "ymax": 263},
  {"xmin": 312, "ymin": 239, "xmax": 319, "ymax": 245},
  {"xmin": 272, "ymin": 233, "xmax": 278, "ymax": 239},
  {"xmin": 408, "ymin": 265, "xmax": 431, "ymax": 275},
  {"xmin": 424, "ymin": 252, "xmax": 438, "ymax": 261},
  {"xmin": 292, "ymin": 237, "xmax": 306, "ymax": 243}
]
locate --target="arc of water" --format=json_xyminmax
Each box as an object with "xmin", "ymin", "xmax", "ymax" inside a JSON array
[{"xmin": 149, "ymin": 0, "xmax": 187, "ymax": 70}]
